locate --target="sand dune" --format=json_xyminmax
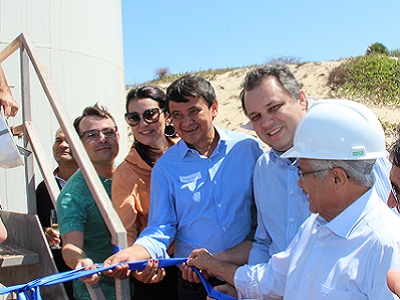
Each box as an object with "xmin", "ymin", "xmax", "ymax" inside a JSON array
[{"xmin": 150, "ymin": 59, "xmax": 399, "ymax": 146}]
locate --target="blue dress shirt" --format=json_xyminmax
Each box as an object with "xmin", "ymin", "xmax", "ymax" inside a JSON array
[{"xmin": 135, "ymin": 126, "xmax": 264, "ymax": 258}]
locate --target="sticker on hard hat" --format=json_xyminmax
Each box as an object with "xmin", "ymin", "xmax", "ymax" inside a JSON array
[
  {"xmin": 352, "ymin": 150, "xmax": 365, "ymax": 157},
  {"xmin": 351, "ymin": 146, "xmax": 366, "ymax": 157}
]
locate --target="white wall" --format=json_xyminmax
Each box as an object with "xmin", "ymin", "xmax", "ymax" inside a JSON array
[{"xmin": 0, "ymin": 0, "xmax": 128, "ymax": 212}]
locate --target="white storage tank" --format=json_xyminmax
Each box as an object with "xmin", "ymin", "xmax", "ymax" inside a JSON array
[{"xmin": 0, "ymin": 0, "xmax": 127, "ymax": 212}]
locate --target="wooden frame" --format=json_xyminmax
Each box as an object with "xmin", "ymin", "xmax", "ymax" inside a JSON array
[{"xmin": 0, "ymin": 33, "xmax": 130, "ymax": 299}]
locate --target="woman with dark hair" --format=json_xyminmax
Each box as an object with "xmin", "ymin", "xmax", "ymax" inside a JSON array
[{"xmin": 112, "ymin": 85, "xmax": 179, "ymax": 299}]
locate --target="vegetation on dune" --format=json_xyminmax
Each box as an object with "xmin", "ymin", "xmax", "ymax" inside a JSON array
[
  {"xmin": 328, "ymin": 54, "xmax": 400, "ymax": 106},
  {"xmin": 128, "ymin": 42, "xmax": 400, "ymax": 143},
  {"xmin": 327, "ymin": 42, "xmax": 400, "ymax": 144},
  {"xmin": 149, "ymin": 66, "xmax": 258, "ymax": 85}
]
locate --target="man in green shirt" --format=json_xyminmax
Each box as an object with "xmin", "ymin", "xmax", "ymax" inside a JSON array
[{"xmin": 57, "ymin": 104, "xmax": 120, "ymax": 300}]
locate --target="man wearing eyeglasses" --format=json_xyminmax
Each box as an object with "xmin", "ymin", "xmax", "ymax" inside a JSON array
[
  {"xmin": 56, "ymin": 104, "xmax": 121, "ymax": 300},
  {"xmin": 239, "ymin": 64, "xmax": 391, "ymax": 267},
  {"xmin": 104, "ymin": 75, "xmax": 264, "ymax": 299},
  {"xmin": 190, "ymin": 64, "xmax": 390, "ymax": 296},
  {"xmin": 187, "ymin": 100, "xmax": 400, "ymax": 299}
]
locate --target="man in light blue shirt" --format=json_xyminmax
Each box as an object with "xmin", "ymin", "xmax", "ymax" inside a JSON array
[
  {"xmin": 104, "ymin": 75, "xmax": 263, "ymax": 299},
  {"xmin": 187, "ymin": 100, "xmax": 400, "ymax": 299},
  {"xmin": 240, "ymin": 64, "xmax": 390, "ymax": 264}
]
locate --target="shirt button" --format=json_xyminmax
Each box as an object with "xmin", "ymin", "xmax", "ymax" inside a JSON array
[
  {"xmin": 208, "ymin": 158, "xmax": 212, "ymax": 162},
  {"xmin": 289, "ymin": 217, "xmax": 294, "ymax": 223},
  {"xmin": 290, "ymin": 165, "xmax": 295, "ymax": 170},
  {"xmin": 218, "ymin": 204, "xmax": 222, "ymax": 208},
  {"xmin": 222, "ymin": 227, "xmax": 226, "ymax": 232},
  {"xmin": 214, "ymin": 180, "xmax": 217, "ymax": 185},
  {"xmin": 289, "ymin": 190, "xmax": 294, "ymax": 195}
]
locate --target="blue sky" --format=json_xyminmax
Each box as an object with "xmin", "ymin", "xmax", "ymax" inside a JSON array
[{"xmin": 121, "ymin": 1, "xmax": 400, "ymax": 85}]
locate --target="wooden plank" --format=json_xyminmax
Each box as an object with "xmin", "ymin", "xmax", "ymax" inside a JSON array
[
  {"xmin": 1, "ymin": 33, "xmax": 130, "ymax": 298},
  {"xmin": 0, "ymin": 241, "xmax": 39, "ymax": 267},
  {"xmin": 20, "ymin": 43, "xmax": 36, "ymax": 215},
  {"xmin": 0, "ymin": 211, "xmax": 68, "ymax": 299},
  {"xmin": 18, "ymin": 33, "xmax": 130, "ymax": 299},
  {"xmin": 24, "ymin": 122, "xmax": 60, "ymax": 207},
  {"xmin": 0, "ymin": 35, "xmax": 20, "ymax": 63}
]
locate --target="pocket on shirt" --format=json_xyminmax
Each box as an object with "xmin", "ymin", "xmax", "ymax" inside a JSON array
[{"xmin": 320, "ymin": 284, "xmax": 352, "ymax": 299}]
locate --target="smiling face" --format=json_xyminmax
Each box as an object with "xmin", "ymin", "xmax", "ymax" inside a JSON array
[
  {"xmin": 244, "ymin": 77, "xmax": 307, "ymax": 152},
  {"xmin": 78, "ymin": 116, "xmax": 120, "ymax": 166},
  {"xmin": 169, "ymin": 96, "xmax": 218, "ymax": 152},
  {"xmin": 52, "ymin": 129, "xmax": 75, "ymax": 164},
  {"xmin": 127, "ymin": 97, "xmax": 168, "ymax": 149},
  {"xmin": 297, "ymin": 158, "xmax": 339, "ymax": 221}
]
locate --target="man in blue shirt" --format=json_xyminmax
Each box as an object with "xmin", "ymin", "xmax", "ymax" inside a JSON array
[
  {"xmin": 241, "ymin": 64, "xmax": 390, "ymax": 265},
  {"xmin": 187, "ymin": 100, "xmax": 400, "ymax": 299},
  {"xmin": 104, "ymin": 75, "xmax": 263, "ymax": 299}
]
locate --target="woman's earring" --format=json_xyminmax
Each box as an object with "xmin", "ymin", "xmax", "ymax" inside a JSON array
[{"xmin": 164, "ymin": 123, "xmax": 176, "ymax": 137}]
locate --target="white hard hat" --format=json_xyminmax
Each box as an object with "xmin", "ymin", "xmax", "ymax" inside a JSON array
[
  {"xmin": 282, "ymin": 99, "xmax": 387, "ymax": 160},
  {"xmin": 0, "ymin": 108, "xmax": 24, "ymax": 168}
]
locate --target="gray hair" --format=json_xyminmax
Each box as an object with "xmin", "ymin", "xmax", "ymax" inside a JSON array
[
  {"xmin": 307, "ymin": 159, "xmax": 376, "ymax": 188},
  {"xmin": 240, "ymin": 64, "xmax": 302, "ymax": 115}
]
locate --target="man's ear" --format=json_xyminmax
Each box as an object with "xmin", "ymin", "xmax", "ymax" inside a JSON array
[
  {"xmin": 211, "ymin": 100, "xmax": 219, "ymax": 119},
  {"xmin": 332, "ymin": 168, "xmax": 348, "ymax": 192},
  {"xmin": 299, "ymin": 91, "xmax": 308, "ymax": 111}
]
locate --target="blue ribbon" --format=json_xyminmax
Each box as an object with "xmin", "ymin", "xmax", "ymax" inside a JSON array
[{"xmin": 0, "ymin": 258, "xmax": 237, "ymax": 300}]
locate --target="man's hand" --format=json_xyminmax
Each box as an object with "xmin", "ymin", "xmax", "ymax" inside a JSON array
[
  {"xmin": 206, "ymin": 283, "xmax": 237, "ymax": 300},
  {"xmin": 387, "ymin": 269, "xmax": 400, "ymax": 297},
  {"xmin": 133, "ymin": 259, "xmax": 166, "ymax": 284},
  {"xmin": 180, "ymin": 262, "xmax": 203, "ymax": 283},
  {"xmin": 0, "ymin": 66, "xmax": 18, "ymax": 118},
  {"xmin": 44, "ymin": 227, "xmax": 61, "ymax": 247},
  {"xmin": 103, "ymin": 244, "xmax": 151, "ymax": 279},
  {"xmin": 184, "ymin": 248, "xmax": 218, "ymax": 283},
  {"xmin": 187, "ymin": 248, "xmax": 238, "ymax": 286},
  {"xmin": 75, "ymin": 258, "xmax": 101, "ymax": 285},
  {"xmin": 0, "ymin": 91, "xmax": 18, "ymax": 118},
  {"xmin": 187, "ymin": 248, "xmax": 216, "ymax": 271}
]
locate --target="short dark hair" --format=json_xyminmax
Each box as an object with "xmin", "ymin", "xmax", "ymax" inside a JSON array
[
  {"xmin": 126, "ymin": 85, "xmax": 167, "ymax": 112},
  {"xmin": 73, "ymin": 103, "xmax": 117, "ymax": 135},
  {"xmin": 240, "ymin": 64, "xmax": 302, "ymax": 115},
  {"xmin": 166, "ymin": 75, "xmax": 216, "ymax": 110}
]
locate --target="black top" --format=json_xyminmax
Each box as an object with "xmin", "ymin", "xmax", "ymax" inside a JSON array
[{"xmin": 35, "ymin": 179, "xmax": 71, "ymax": 274}]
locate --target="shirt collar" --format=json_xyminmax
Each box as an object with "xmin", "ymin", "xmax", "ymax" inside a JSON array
[
  {"xmin": 54, "ymin": 167, "xmax": 68, "ymax": 188},
  {"xmin": 323, "ymin": 188, "xmax": 375, "ymax": 238},
  {"xmin": 269, "ymin": 148, "xmax": 298, "ymax": 167},
  {"xmin": 177, "ymin": 125, "xmax": 227, "ymax": 158}
]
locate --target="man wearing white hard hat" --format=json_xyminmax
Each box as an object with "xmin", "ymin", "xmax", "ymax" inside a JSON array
[
  {"xmin": 239, "ymin": 64, "xmax": 391, "ymax": 269},
  {"xmin": 188, "ymin": 100, "xmax": 400, "ymax": 299}
]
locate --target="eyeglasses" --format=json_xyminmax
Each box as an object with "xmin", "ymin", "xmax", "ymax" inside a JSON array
[
  {"xmin": 297, "ymin": 168, "xmax": 331, "ymax": 178},
  {"xmin": 79, "ymin": 127, "xmax": 117, "ymax": 142},
  {"xmin": 125, "ymin": 108, "xmax": 165, "ymax": 126}
]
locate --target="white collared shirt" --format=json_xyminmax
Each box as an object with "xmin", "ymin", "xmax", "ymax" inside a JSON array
[{"xmin": 236, "ymin": 188, "xmax": 400, "ymax": 299}]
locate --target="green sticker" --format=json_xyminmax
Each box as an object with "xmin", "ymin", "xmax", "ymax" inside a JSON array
[{"xmin": 352, "ymin": 150, "xmax": 365, "ymax": 157}]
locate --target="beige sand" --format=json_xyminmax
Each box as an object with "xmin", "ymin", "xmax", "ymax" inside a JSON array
[{"xmin": 151, "ymin": 60, "xmax": 400, "ymax": 146}]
